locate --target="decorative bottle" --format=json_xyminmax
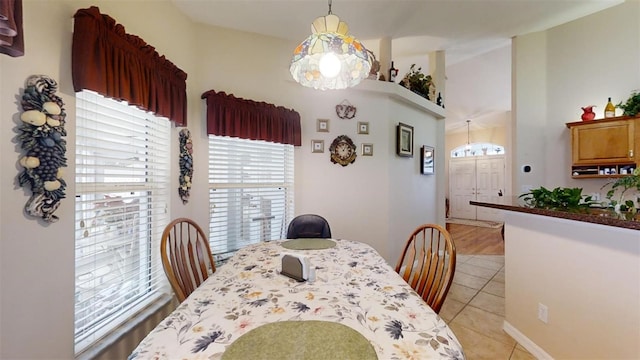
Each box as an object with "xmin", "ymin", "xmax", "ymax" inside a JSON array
[
  {"xmin": 604, "ymin": 97, "xmax": 616, "ymax": 118},
  {"xmin": 389, "ymin": 61, "xmax": 398, "ymax": 83}
]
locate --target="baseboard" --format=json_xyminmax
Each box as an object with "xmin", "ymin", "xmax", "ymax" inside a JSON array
[{"xmin": 503, "ymin": 320, "xmax": 553, "ymax": 360}]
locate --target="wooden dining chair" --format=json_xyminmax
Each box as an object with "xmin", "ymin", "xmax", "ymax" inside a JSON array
[
  {"xmin": 160, "ymin": 218, "xmax": 216, "ymax": 302},
  {"xmin": 395, "ymin": 224, "xmax": 456, "ymax": 313},
  {"xmin": 286, "ymin": 214, "xmax": 332, "ymax": 239}
]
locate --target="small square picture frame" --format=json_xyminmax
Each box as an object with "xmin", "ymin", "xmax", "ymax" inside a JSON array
[
  {"xmin": 311, "ymin": 139, "xmax": 324, "ymax": 153},
  {"xmin": 357, "ymin": 121, "xmax": 369, "ymax": 135},
  {"xmin": 362, "ymin": 143, "xmax": 373, "ymax": 156},
  {"xmin": 316, "ymin": 118, "xmax": 330, "ymax": 133}
]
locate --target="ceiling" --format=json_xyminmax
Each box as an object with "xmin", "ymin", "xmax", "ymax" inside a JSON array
[{"xmin": 172, "ymin": 0, "xmax": 622, "ymax": 132}]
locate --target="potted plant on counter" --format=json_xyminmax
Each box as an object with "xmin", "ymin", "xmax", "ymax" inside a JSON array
[
  {"xmin": 519, "ymin": 186, "xmax": 595, "ymax": 212},
  {"xmin": 602, "ymin": 168, "xmax": 640, "ymax": 220}
]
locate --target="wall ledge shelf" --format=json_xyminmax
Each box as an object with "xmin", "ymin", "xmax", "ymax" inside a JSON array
[{"xmin": 355, "ymin": 79, "xmax": 447, "ymax": 119}]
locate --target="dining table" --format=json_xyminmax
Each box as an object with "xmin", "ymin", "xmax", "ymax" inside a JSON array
[{"xmin": 129, "ymin": 238, "xmax": 465, "ymax": 359}]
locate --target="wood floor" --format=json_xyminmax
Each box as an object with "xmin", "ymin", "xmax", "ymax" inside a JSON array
[{"xmin": 447, "ymin": 223, "xmax": 504, "ymax": 255}]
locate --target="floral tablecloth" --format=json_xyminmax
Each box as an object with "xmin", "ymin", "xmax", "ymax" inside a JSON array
[{"xmin": 129, "ymin": 239, "xmax": 465, "ymax": 359}]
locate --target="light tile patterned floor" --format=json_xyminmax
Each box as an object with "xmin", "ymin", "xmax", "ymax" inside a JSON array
[{"xmin": 440, "ymin": 255, "xmax": 537, "ymax": 360}]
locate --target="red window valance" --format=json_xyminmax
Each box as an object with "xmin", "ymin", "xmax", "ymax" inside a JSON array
[
  {"xmin": 72, "ymin": 6, "xmax": 187, "ymax": 126},
  {"xmin": 202, "ymin": 90, "xmax": 302, "ymax": 146}
]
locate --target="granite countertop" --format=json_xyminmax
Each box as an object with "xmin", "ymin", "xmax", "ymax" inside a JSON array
[{"xmin": 471, "ymin": 197, "xmax": 640, "ymax": 231}]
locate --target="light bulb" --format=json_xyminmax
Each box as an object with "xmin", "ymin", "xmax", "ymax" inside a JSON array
[{"xmin": 319, "ymin": 52, "xmax": 341, "ymax": 78}]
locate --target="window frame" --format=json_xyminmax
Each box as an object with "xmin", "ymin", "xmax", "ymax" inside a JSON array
[
  {"xmin": 208, "ymin": 135, "xmax": 294, "ymax": 262},
  {"xmin": 74, "ymin": 90, "xmax": 171, "ymax": 354}
]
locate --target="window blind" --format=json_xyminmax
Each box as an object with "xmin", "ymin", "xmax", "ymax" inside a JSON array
[
  {"xmin": 208, "ymin": 136, "xmax": 294, "ymax": 262},
  {"xmin": 75, "ymin": 90, "xmax": 170, "ymax": 353}
]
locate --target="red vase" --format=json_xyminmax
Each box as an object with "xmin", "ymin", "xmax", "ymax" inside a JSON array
[{"xmin": 581, "ymin": 106, "xmax": 596, "ymax": 121}]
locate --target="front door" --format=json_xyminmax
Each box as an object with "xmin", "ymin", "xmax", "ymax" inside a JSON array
[
  {"xmin": 449, "ymin": 158, "xmax": 476, "ymax": 219},
  {"xmin": 449, "ymin": 156, "xmax": 505, "ymax": 221}
]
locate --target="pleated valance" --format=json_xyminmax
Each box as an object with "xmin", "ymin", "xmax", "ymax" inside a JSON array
[
  {"xmin": 202, "ymin": 90, "xmax": 302, "ymax": 146},
  {"xmin": 72, "ymin": 6, "xmax": 187, "ymax": 126}
]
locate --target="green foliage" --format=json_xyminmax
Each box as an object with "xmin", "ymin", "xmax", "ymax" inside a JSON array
[
  {"xmin": 399, "ymin": 64, "xmax": 433, "ymax": 100},
  {"xmin": 602, "ymin": 168, "xmax": 640, "ymax": 214},
  {"xmin": 617, "ymin": 90, "xmax": 640, "ymax": 116},
  {"xmin": 519, "ymin": 186, "xmax": 594, "ymax": 211}
]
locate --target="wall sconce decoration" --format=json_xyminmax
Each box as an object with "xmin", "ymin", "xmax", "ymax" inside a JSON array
[
  {"xmin": 178, "ymin": 128, "xmax": 193, "ymax": 204},
  {"xmin": 17, "ymin": 75, "xmax": 67, "ymax": 223},
  {"xmin": 289, "ymin": 0, "xmax": 371, "ymax": 90},
  {"xmin": 336, "ymin": 99, "xmax": 356, "ymax": 119}
]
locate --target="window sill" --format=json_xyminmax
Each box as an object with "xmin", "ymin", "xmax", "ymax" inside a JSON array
[{"xmin": 76, "ymin": 293, "xmax": 176, "ymax": 360}]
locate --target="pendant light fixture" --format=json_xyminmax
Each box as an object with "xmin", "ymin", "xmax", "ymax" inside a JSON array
[
  {"xmin": 465, "ymin": 119, "xmax": 472, "ymax": 152},
  {"xmin": 289, "ymin": 0, "xmax": 372, "ymax": 90}
]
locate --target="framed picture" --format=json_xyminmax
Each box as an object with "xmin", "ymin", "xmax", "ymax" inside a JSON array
[
  {"xmin": 362, "ymin": 143, "xmax": 373, "ymax": 156},
  {"xmin": 357, "ymin": 121, "xmax": 369, "ymax": 135},
  {"xmin": 311, "ymin": 139, "xmax": 324, "ymax": 153},
  {"xmin": 316, "ymin": 118, "xmax": 329, "ymax": 132},
  {"xmin": 396, "ymin": 122, "xmax": 414, "ymax": 157},
  {"xmin": 421, "ymin": 145, "xmax": 435, "ymax": 174}
]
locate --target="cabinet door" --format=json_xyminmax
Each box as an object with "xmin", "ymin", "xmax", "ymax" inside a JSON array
[{"xmin": 572, "ymin": 120, "xmax": 634, "ymax": 165}]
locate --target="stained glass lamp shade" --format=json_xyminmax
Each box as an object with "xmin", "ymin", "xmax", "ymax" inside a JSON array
[{"xmin": 290, "ymin": 13, "xmax": 371, "ymax": 90}]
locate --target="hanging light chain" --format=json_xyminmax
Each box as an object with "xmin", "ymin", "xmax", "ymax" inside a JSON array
[{"xmin": 328, "ymin": 0, "xmax": 332, "ymax": 14}]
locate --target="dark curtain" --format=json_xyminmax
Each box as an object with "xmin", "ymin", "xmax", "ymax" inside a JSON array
[
  {"xmin": 72, "ymin": 6, "xmax": 187, "ymax": 126},
  {"xmin": 202, "ymin": 90, "xmax": 302, "ymax": 146},
  {"xmin": 0, "ymin": 0, "xmax": 24, "ymax": 57}
]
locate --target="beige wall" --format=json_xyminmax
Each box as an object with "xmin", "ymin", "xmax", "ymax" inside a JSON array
[
  {"xmin": 504, "ymin": 212, "xmax": 640, "ymax": 359},
  {"xmin": 506, "ymin": 1, "xmax": 640, "ymax": 357},
  {"xmin": 513, "ymin": 1, "xmax": 640, "ymax": 197},
  {"xmin": 0, "ymin": 1, "xmax": 444, "ymax": 358},
  {"xmin": 1, "ymin": 0, "xmax": 637, "ymax": 358}
]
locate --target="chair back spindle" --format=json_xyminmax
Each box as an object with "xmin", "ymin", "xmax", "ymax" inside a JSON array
[
  {"xmin": 395, "ymin": 224, "xmax": 456, "ymax": 313},
  {"xmin": 161, "ymin": 218, "xmax": 216, "ymax": 302}
]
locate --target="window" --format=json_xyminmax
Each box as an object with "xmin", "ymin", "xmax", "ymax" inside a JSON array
[
  {"xmin": 208, "ymin": 136, "xmax": 294, "ymax": 262},
  {"xmin": 74, "ymin": 90, "xmax": 170, "ymax": 353},
  {"xmin": 451, "ymin": 142, "xmax": 505, "ymax": 158}
]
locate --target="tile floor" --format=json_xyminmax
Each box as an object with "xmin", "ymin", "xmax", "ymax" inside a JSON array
[{"xmin": 440, "ymin": 255, "xmax": 536, "ymax": 360}]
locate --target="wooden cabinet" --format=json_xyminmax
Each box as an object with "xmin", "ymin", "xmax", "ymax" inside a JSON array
[{"xmin": 566, "ymin": 116, "xmax": 639, "ymax": 178}]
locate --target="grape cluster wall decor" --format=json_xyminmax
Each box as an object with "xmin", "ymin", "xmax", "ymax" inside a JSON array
[
  {"xmin": 17, "ymin": 75, "xmax": 67, "ymax": 223},
  {"xmin": 178, "ymin": 128, "xmax": 193, "ymax": 204}
]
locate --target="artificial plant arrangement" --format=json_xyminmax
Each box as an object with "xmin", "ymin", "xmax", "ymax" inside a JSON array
[
  {"xmin": 601, "ymin": 167, "xmax": 640, "ymax": 219},
  {"xmin": 617, "ymin": 90, "xmax": 640, "ymax": 117},
  {"xmin": 519, "ymin": 186, "xmax": 595, "ymax": 212},
  {"xmin": 399, "ymin": 64, "xmax": 434, "ymax": 100}
]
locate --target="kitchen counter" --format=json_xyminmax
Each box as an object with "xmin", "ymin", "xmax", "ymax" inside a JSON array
[
  {"xmin": 471, "ymin": 196, "xmax": 640, "ymax": 230},
  {"xmin": 476, "ymin": 198, "xmax": 640, "ymax": 359}
]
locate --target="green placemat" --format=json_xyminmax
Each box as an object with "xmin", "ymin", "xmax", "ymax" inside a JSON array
[
  {"xmin": 221, "ymin": 320, "xmax": 378, "ymax": 360},
  {"xmin": 281, "ymin": 238, "xmax": 336, "ymax": 250}
]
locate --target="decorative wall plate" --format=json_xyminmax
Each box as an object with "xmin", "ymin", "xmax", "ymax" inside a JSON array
[
  {"xmin": 329, "ymin": 135, "xmax": 357, "ymax": 166},
  {"xmin": 335, "ymin": 99, "xmax": 356, "ymax": 119}
]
